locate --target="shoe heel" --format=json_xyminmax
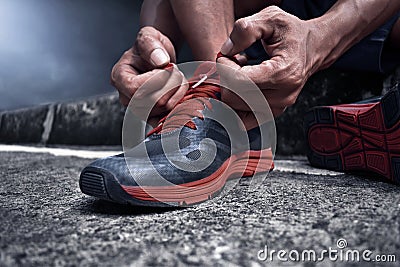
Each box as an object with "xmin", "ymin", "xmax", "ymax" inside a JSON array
[{"xmin": 304, "ymin": 107, "xmax": 344, "ymax": 171}]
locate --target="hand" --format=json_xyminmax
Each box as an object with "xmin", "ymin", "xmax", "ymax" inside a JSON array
[
  {"xmin": 217, "ymin": 6, "xmax": 324, "ymax": 117},
  {"xmin": 111, "ymin": 26, "xmax": 188, "ymax": 118}
]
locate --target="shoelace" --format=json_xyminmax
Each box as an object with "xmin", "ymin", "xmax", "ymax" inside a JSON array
[{"xmin": 147, "ymin": 63, "xmax": 220, "ymax": 136}]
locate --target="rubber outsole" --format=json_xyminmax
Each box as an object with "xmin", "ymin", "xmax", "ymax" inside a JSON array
[
  {"xmin": 304, "ymin": 87, "xmax": 400, "ymax": 184},
  {"xmin": 79, "ymin": 148, "xmax": 273, "ymax": 207}
]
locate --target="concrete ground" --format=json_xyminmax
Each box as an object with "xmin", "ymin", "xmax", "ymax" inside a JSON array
[{"xmin": 0, "ymin": 147, "xmax": 399, "ymax": 267}]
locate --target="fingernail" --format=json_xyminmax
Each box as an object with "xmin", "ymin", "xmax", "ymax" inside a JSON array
[
  {"xmin": 221, "ymin": 38, "xmax": 233, "ymax": 55},
  {"xmin": 150, "ymin": 48, "xmax": 169, "ymax": 66}
]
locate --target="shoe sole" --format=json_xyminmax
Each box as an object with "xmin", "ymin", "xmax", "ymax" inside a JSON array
[
  {"xmin": 80, "ymin": 148, "xmax": 273, "ymax": 207},
  {"xmin": 304, "ymin": 87, "xmax": 400, "ymax": 183}
]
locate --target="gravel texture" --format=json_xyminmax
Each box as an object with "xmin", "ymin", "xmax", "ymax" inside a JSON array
[{"xmin": 1, "ymin": 151, "xmax": 399, "ymax": 266}]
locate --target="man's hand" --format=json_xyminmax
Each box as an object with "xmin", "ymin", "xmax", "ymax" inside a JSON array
[
  {"xmin": 111, "ymin": 26, "xmax": 188, "ymax": 118},
  {"xmin": 217, "ymin": 6, "xmax": 324, "ymax": 117},
  {"xmin": 218, "ymin": 1, "xmax": 400, "ymax": 118}
]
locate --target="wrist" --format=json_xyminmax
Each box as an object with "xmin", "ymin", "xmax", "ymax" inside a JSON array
[
  {"xmin": 302, "ymin": 19, "xmax": 336, "ymax": 74},
  {"xmin": 306, "ymin": 13, "xmax": 360, "ymax": 72},
  {"xmin": 305, "ymin": 0, "xmax": 400, "ymax": 71}
]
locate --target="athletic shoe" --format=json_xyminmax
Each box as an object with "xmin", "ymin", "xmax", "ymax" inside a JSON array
[
  {"xmin": 80, "ymin": 63, "xmax": 274, "ymax": 206},
  {"xmin": 304, "ymin": 83, "xmax": 400, "ymax": 183}
]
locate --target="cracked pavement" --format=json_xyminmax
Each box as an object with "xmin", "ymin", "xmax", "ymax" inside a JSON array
[{"xmin": 0, "ymin": 150, "xmax": 399, "ymax": 266}]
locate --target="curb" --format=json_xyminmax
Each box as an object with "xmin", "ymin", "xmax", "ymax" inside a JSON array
[
  {"xmin": 0, "ymin": 104, "xmax": 50, "ymax": 144},
  {"xmin": 0, "ymin": 93, "xmax": 132, "ymax": 145}
]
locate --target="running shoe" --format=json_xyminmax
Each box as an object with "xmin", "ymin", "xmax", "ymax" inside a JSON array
[
  {"xmin": 304, "ymin": 83, "xmax": 400, "ymax": 183},
  {"xmin": 80, "ymin": 63, "xmax": 274, "ymax": 206}
]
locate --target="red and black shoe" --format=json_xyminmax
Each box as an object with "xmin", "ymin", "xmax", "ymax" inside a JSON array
[
  {"xmin": 304, "ymin": 83, "xmax": 400, "ymax": 183},
  {"xmin": 79, "ymin": 62, "xmax": 274, "ymax": 207}
]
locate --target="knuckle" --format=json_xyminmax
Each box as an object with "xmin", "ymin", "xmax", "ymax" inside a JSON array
[
  {"xmin": 136, "ymin": 29, "xmax": 160, "ymax": 53},
  {"xmin": 264, "ymin": 6, "xmax": 289, "ymax": 27},
  {"xmin": 137, "ymin": 35, "xmax": 156, "ymax": 50},
  {"xmin": 141, "ymin": 26, "xmax": 155, "ymax": 33},
  {"xmin": 234, "ymin": 18, "xmax": 251, "ymax": 32},
  {"xmin": 265, "ymin": 5, "xmax": 281, "ymax": 13},
  {"xmin": 137, "ymin": 26, "xmax": 153, "ymax": 38}
]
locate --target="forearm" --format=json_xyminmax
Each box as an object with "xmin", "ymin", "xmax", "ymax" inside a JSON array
[
  {"xmin": 140, "ymin": 0, "xmax": 183, "ymax": 53},
  {"xmin": 311, "ymin": 0, "xmax": 400, "ymax": 70}
]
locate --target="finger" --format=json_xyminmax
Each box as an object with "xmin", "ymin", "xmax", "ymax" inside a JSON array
[
  {"xmin": 217, "ymin": 56, "xmax": 244, "ymax": 101},
  {"xmin": 132, "ymin": 68, "xmax": 172, "ymax": 99},
  {"xmin": 217, "ymin": 55, "xmax": 245, "ymax": 90},
  {"xmin": 115, "ymin": 68, "xmax": 167, "ymax": 102},
  {"xmin": 239, "ymin": 59, "xmax": 281, "ymax": 88},
  {"xmin": 132, "ymin": 66, "xmax": 185, "ymax": 117},
  {"xmin": 111, "ymin": 50, "xmax": 138, "ymax": 86},
  {"xmin": 137, "ymin": 64, "xmax": 178, "ymax": 98},
  {"xmin": 234, "ymin": 54, "xmax": 248, "ymax": 66},
  {"xmin": 220, "ymin": 13, "xmax": 274, "ymax": 56},
  {"xmin": 135, "ymin": 26, "xmax": 173, "ymax": 68},
  {"xmin": 216, "ymin": 56, "xmax": 241, "ymax": 71},
  {"xmin": 154, "ymin": 82, "xmax": 180, "ymax": 110},
  {"xmin": 151, "ymin": 68, "xmax": 186, "ymax": 106},
  {"xmin": 164, "ymin": 76, "xmax": 189, "ymax": 111},
  {"xmin": 218, "ymin": 55, "xmax": 260, "ymax": 98}
]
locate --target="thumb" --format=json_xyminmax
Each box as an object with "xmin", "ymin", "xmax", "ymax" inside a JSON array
[
  {"xmin": 220, "ymin": 13, "xmax": 274, "ymax": 56},
  {"xmin": 135, "ymin": 26, "xmax": 174, "ymax": 68}
]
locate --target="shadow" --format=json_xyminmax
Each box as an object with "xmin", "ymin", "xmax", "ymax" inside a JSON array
[
  {"xmin": 279, "ymin": 164, "xmax": 400, "ymax": 191},
  {"xmin": 348, "ymin": 173, "xmax": 400, "ymax": 188},
  {"xmin": 75, "ymin": 198, "xmax": 182, "ymax": 216},
  {"xmin": 304, "ymin": 161, "xmax": 400, "ymax": 188}
]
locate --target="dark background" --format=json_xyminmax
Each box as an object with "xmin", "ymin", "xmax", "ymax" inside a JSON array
[{"xmin": 0, "ymin": 0, "xmax": 142, "ymax": 111}]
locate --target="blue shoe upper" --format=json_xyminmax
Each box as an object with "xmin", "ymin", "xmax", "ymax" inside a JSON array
[
  {"xmin": 88, "ymin": 112, "xmax": 232, "ymax": 186},
  {"xmin": 84, "ymin": 100, "xmax": 273, "ymax": 187}
]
